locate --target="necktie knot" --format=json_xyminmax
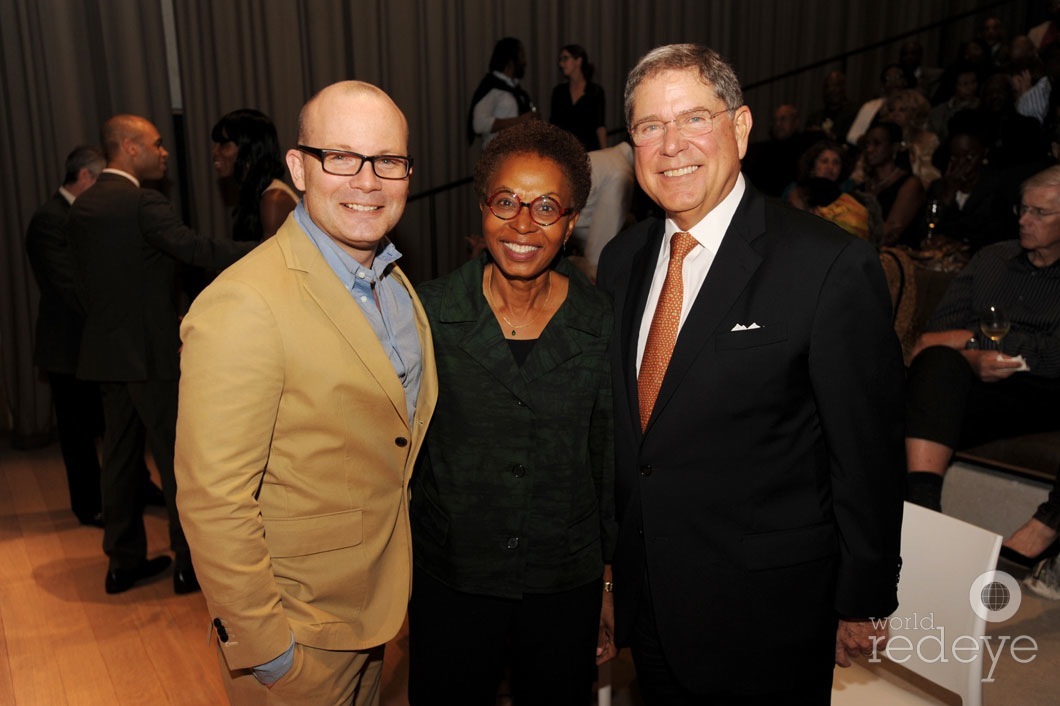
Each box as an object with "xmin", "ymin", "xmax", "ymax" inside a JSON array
[{"xmin": 669, "ymin": 231, "xmax": 698, "ymax": 261}]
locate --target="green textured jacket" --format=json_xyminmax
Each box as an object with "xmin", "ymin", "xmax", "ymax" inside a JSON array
[{"xmin": 411, "ymin": 256, "xmax": 616, "ymax": 598}]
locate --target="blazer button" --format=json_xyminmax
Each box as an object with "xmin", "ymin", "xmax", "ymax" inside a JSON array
[
  {"xmin": 395, "ymin": 437, "xmax": 408, "ymax": 447},
  {"xmin": 640, "ymin": 465, "xmax": 653, "ymax": 477},
  {"xmin": 213, "ymin": 618, "xmax": 229, "ymax": 643},
  {"xmin": 511, "ymin": 464, "xmax": 527, "ymax": 478},
  {"xmin": 506, "ymin": 537, "xmax": 520, "ymax": 550}
]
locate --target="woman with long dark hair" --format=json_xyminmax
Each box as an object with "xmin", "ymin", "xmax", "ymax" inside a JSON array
[{"xmin": 211, "ymin": 109, "xmax": 297, "ymax": 241}]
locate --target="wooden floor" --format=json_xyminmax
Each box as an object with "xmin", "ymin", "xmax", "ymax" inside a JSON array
[
  {"xmin": 0, "ymin": 442, "xmax": 415, "ymax": 706},
  {"xmin": 8, "ymin": 439, "xmax": 1054, "ymax": 705}
]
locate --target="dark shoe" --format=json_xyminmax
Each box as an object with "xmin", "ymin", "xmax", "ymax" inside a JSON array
[
  {"xmin": 143, "ymin": 481, "xmax": 166, "ymax": 508},
  {"xmin": 105, "ymin": 555, "xmax": 172, "ymax": 594},
  {"xmin": 1000, "ymin": 540, "xmax": 1060, "ymax": 568},
  {"xmin": 77, "ymin": 512, "xmax": 104, "ymax": 528},
  {"xmin": 173, "ymin": 564, "xmax": 200, "ymax": 595}
]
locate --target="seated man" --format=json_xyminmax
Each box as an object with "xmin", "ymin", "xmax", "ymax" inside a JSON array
[{"xmin": 906, "ymin": 165, "xmax": 1060, "ymax": 573}]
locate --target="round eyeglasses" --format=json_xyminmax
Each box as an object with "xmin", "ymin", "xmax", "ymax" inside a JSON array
[
  {"xmin": 484, "ymin": 190, "xmax": 573, "ymax": 226},
  {"xmin": 297, "ymin": 145, "xmax": 412, "ymax": 180},
  {"xmin": 629, "ymin": 108, "xmax": 731, "ymax": 146}
]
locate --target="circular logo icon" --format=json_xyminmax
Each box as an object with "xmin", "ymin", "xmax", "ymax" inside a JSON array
[{"xmin": 969, "ymin": 570, "xmax": 1021, "ymax": 623}]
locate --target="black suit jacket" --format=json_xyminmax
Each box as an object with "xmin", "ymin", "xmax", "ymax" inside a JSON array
[
  {"xmin": 67, "ymin": 172, "xmax": 251, "ymax": 382},
  {"xmin": 25, "ymin": 192, "xmax": 82, "ymax": 373},
  {"xmin": 596, "ymin": 184, "xmax": 905, "ymax": 691}
]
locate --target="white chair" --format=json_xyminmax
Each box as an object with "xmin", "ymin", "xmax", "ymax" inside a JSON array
[
  {"xmin": 595, "ymin": 661, "xmax": 612, "ymax": 706},
  {"xmin": 832, "ymin": 501, "xmax": 1003, "ymax": 706}
]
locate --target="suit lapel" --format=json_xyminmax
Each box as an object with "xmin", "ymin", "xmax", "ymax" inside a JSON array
[
  {"xmin": 643, "ymin": 189, "xmax": 765, "ymax": 432},
  {"xmin": 279, "ymin": 224, "xmax": 411, "ymax": 428},
  {"xmin": 620, "ymin": 221, "xmax": 665, "ymax": 433}
]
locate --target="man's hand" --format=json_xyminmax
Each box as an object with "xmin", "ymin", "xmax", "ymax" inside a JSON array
[
  {"xmin": 1011, "ymin": 69, "xmax": 1032, "ymax": 98},
  {"xmin": 835, "ymin": 619, "xmax": 888, "ymax": 668},
  {"xmin": 962, "ymin": 349, "xmax": 1024, "ymax": 382},
  {"xmin": 910, "ymin": 329, "xmax": 975, "ymax": 359}
]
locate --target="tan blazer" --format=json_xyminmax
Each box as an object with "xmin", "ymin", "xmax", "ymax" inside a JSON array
[{"xmin": 175, "ymin": 216, "xmax": 437, "ymax": 670}]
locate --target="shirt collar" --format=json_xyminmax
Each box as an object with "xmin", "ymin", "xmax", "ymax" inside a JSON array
[
  {"xmin": 665, "ymin": 173, "xmax": 746, "ymax": 254},
  {"xmin": 293, "ymin": 201, "xmax": 402, "ymax": 288},
  {"xmin": 492, "ymin": 70, "xmax": 518, "ymax": 88},
  {"xmin": 102, "ymin": 168, "xmax": 140, "ymax": 188},
  {"xmin": 58, "ymin": 186, "xmax": 76, "ymax": 205}
]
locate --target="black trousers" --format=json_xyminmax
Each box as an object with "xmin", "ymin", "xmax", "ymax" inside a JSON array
[
  {"xmin": 407, "ymin": 567, "xmax": 602, "ymax": 706},
  {"xmin": 906, "ymin": 345, "xmax": 1060, "ymax": 529},
  {"xmin": 630, "ymin": 571, "xmax": 834, "ymax": 706},
  {"xmin": 99, "ymin": 380, "xmax": 188, "ymax": 570},
  {"xmin": 48, "ymin": 372, "xmax": 103, "ymax": 522}
]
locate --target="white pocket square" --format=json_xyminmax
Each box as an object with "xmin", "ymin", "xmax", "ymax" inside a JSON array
[{"xmin": 730, "ymin": 322, "xmax": 762, "ymax": 331}]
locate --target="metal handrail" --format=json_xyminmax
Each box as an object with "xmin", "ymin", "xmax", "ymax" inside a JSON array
[{"xmin": 408, "ymin": 0, "xmax": 1019, "ymax": 277}]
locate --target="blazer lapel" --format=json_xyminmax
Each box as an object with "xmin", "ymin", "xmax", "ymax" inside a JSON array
[
  {"xmin": 644, "ymin": 189, "xmax": 765, "ymax": 432},
  {"xmin": 279, "ymin": 224, "xmax": 411, "ymax": 428}
]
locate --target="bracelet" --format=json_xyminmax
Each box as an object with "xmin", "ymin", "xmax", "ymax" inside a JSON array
[{"xmin": 603, "ymin": 580, "xmax": 614, "ymax": 593}]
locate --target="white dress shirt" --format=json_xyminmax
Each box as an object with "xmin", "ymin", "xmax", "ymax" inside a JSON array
[{"xmin": 636, "ymin": 174, "xmax": 746, "ymax": 373}]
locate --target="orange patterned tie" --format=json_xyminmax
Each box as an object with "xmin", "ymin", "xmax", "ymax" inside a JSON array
[{"xmin": 638, "ymin": 231, "xmax": 698, "ymax": 432}]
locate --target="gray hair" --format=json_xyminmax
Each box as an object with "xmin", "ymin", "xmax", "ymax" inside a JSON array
[
  {"xmin": 63, "ymin": 145, "xmax": 105, "ymax": 185},
  {"xmin": 1022, "ymin": 165, "xmax": 1060, "ymax": 193},
  {"xmin": 624, "ymin": 43, "xmax": 744, "ymax": 126}
]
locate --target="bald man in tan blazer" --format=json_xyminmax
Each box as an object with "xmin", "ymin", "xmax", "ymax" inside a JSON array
[{"xmin": 175, "ymin": 81, "xmax": 437, "ymax": 705}]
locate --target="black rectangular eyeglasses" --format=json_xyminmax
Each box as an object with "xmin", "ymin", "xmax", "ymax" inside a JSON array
[{"xmin": 297, "ymin": 145, "xmax": 412, "ymax": 180}]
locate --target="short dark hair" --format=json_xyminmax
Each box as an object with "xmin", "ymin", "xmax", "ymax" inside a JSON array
[
  {"xmin": 473, "ymin": 121, "xmax": 592, "ymax": 213},
  {"xmin": 868, "ymin": 120, "xmax": 904, "ymax": 146},
  {"xmin": 63, "ymin": 145, "xmax": 105, "ymax": 185},
  {"xmin": 489, "ymin": 37, "xmax": 523, "ymax": 73}
]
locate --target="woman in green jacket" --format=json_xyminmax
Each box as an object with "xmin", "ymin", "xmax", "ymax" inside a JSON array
[{"xmin": 408, "ymin": 120, "xmax": 616, "ymax": 706}]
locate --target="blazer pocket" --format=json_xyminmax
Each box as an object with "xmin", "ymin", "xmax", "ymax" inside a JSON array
[
  {"xmin": 263, "ymin": 510, "xmax": 363, "ymax": 558},
  {"xmin": 715, "ymin": 323, "xmax": 788, "ymax": 351},
  {"xmin": 741, "ymin": 522, "xmax": 836, "ymax": 571}
]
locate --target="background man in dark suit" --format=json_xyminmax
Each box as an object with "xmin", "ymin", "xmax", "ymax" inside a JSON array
[
  {"xmin": 67, "ymin": 114, "xmax": 252, "ymax": 595},
  {"xmin": 25, "ymin": 145, "xmax": 106, "ymax": 527},
  {"xmin": 596, "ymin": 44, "xmax": 906, "ymax": 703}
]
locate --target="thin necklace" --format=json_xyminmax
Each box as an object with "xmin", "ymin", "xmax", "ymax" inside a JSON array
[{"xmin": 485, "ymin": 265, "xmax": 552, "ymax": 338}]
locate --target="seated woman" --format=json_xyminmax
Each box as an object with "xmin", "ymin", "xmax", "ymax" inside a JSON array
[
  {"xmin": 856, "ymin": 121, "xmax": 926, "ymax": 247},
  {"xmin": 211, "ymin": 109, "xmax": 298, "ymax": 241},
  {"xmin": 408, "ymin": 120, "xmax": 615, "ymax": 705},
  {"xmin": 782, "ymin": 139, "xmax": 853, "ymax": 197},
  {"xmin": 880, "ymin": 89, "xmax": 941, "ymax": 189},
  {"xmin": 788, "ymin": 176, "xmax": 871, "ymax": 241}
]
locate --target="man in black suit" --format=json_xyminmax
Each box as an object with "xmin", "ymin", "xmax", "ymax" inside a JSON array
[
  {"xmin": 25, "ymin": 146, "xmax": 106, "ymax": 527},
  {"xmin": 67, "ymin": 114, "xmax": 252, "ymax": 595},
  {"xmin": 596, "ymin": 44, "xmax": 905, "ymax": 703}
]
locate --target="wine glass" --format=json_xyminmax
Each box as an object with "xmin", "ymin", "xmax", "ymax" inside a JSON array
[
  {"xmin": 925, "ymin": 200, "xmax": 942, "ymax": 244},
  {"xmin": 979, "ymin": 305, "xmax": 1011, "ymax": 353}
]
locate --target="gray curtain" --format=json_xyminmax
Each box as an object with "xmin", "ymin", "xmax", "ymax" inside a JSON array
[{"xmin": 0, "ymin": 0, "xmax": 1029, "ymax": 443}]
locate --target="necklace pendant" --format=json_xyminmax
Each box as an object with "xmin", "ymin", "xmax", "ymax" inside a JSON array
[{"xmin": 510, "ymin": 329, "xmax": 517, "ymax": 336}]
